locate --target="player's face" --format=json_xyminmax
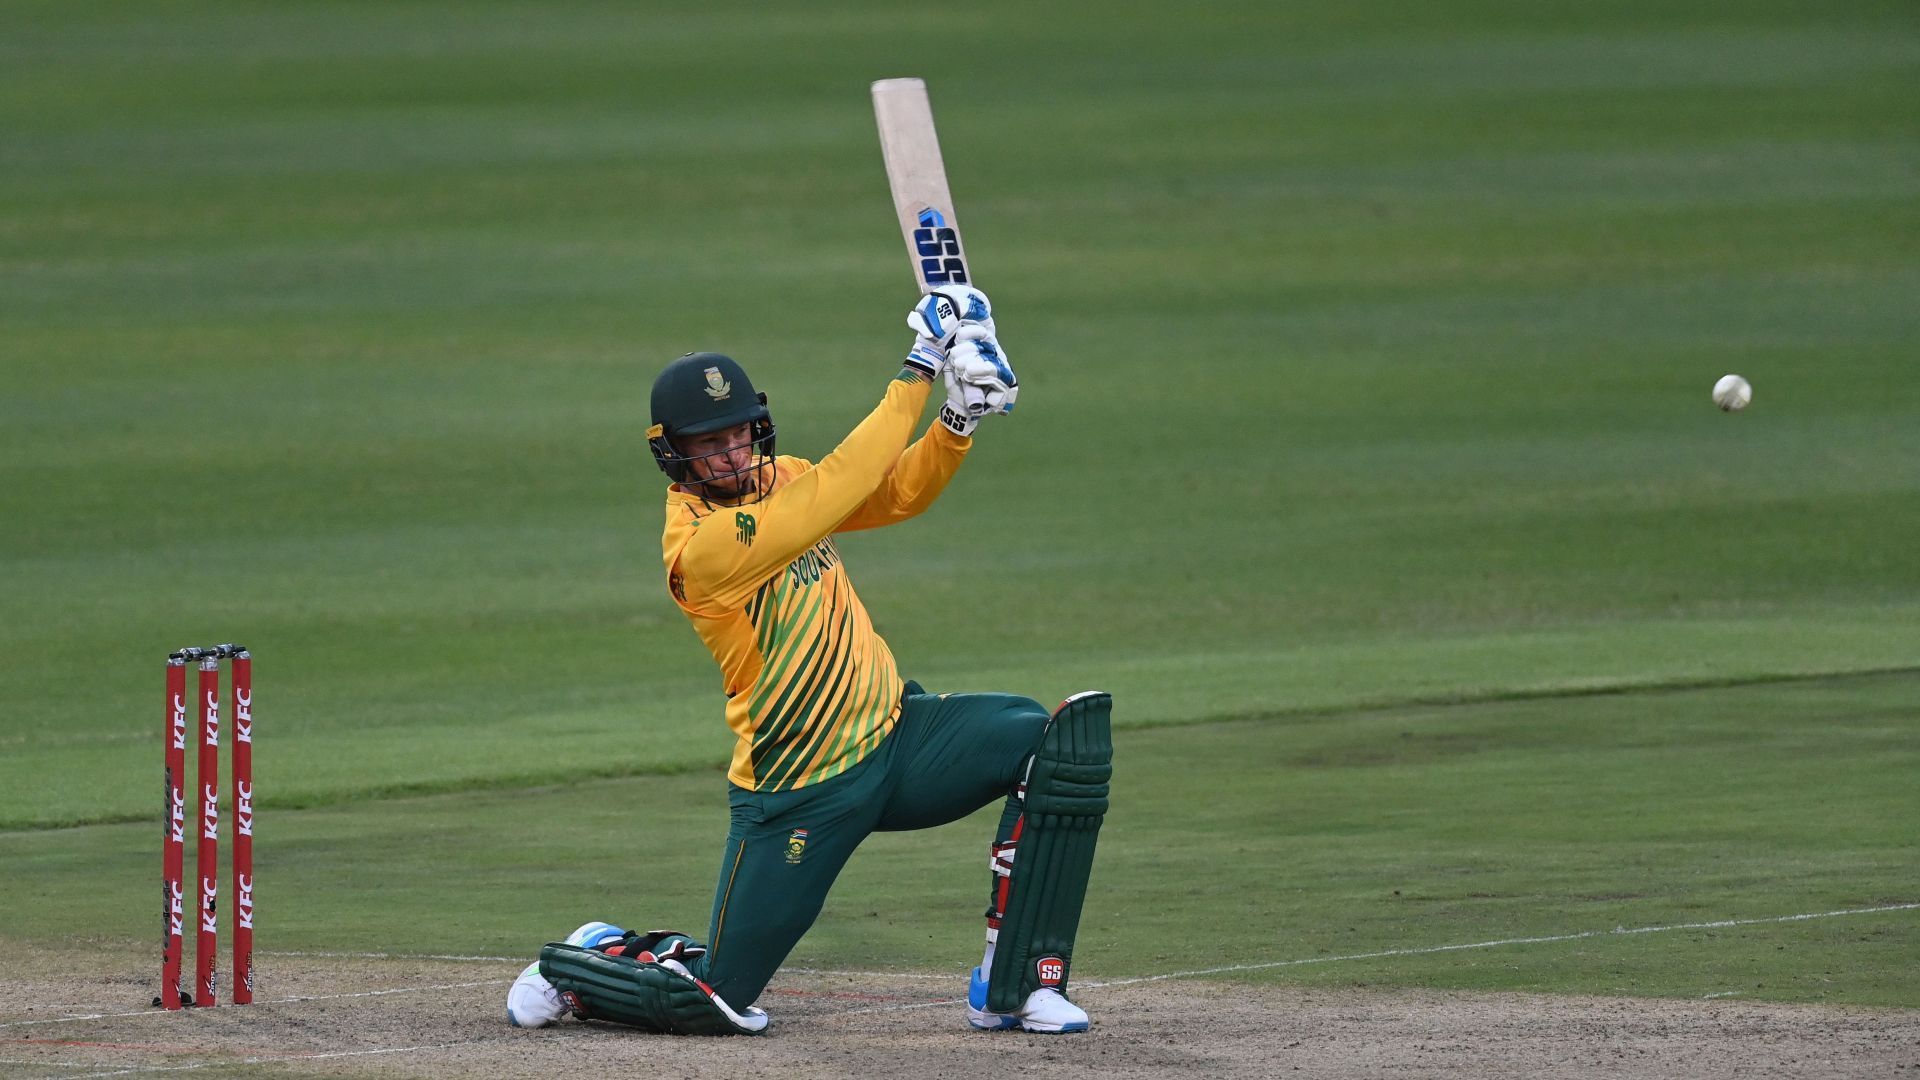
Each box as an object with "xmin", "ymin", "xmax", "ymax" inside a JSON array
[{"xmin": 680, "ymin": 422, "xmax": 758, "ymax": 499}]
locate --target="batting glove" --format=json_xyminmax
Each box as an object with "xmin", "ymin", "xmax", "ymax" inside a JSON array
[
  {"xmin": 903, "ymin": 336, "xmax": 947, "ymax": 380},
  {"xmin": 939, "ymin": 366, "xmax": 981, "ymax": 436},
  {"xmin": 946, "ymin": 325, "xmax": 1017, "ymax": 415},
  {"xmin": 907, "ymin": 285, "xmax": 994, "ymax": 347}
]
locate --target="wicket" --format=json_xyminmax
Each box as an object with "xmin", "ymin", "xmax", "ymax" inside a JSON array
[{"xmin": 158, "ymin": 644, "xmax": 254, "ymax": 1010}]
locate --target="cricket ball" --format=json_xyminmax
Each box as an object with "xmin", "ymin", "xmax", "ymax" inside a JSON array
[{"xmin": 1712, "ymin": 374, "xmax": 1752, "ymax": 412}]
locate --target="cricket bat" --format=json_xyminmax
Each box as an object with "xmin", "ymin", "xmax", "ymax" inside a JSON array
[{"xmin": 871, "ymin": 77, "xmax": 973, "ymax": 294}]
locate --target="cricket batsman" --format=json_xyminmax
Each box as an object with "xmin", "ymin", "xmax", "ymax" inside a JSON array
[{"xmin": 505, "ymin": 287, "xmax": 1113, "ymax": 1035}]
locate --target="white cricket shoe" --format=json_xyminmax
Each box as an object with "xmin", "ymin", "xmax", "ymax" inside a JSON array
[
  {"xmin": 966, "ymin": 965, "xmax": 1089, "ymax": 1033},
  {"xmin": 505, "ymin": 920, "xmax": 628, "ymax": 1028},
  {"xmin": 506, "ymin": 961, "xmax": 565, "ymax": 1028}
]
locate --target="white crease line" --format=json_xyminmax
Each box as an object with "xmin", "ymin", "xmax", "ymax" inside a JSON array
[
  {"xmin": 835, "ymin": 902, "xmax": 1920, "ymax": 1015},
  {"xmin": 263, "ymin": 950, "xmax": 521, "ymax": 963},
  {"xmin": 782, "ymin": 968, "xmax": 951, "ymax": 981},
  {"xmin": 33, "ymin": 1064, "xmax": 208, "ymax": 1079},
  {"xmin": 1082, "ymin": 899, "xmax": 1920, "ymax": 991},
  {"xmin": 271, "ymin": 980, "xmax": 508, "ymax": 1004},
  {"xmin": 260, "ymin": 949, "xmax": 949, "ymax": 980},
  {"xmin": 42, "ymin": 1042, "xmax": 465, "ymax": 1079},
  {"xmin": 1080, "ymin": 902, "xmax": 1920, "ymax": 992},
  {"xmin": 0, "ymin": 981, "xmax": 505, "ymax": 1031},
  {"xmin": 0, "ymin": 1058, "xmax": 109, "ymax": 1080},
  {"xmin": 1703, "ymin": 991, "xmax": 1742, "ymax": 999}
]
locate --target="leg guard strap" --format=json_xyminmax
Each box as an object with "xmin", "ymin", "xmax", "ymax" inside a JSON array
[
  {"xmin": 987, "ymin": 690, "xmax": 1112, "ymax": 1012},
  {"xmin": 539, "ymin": 943, "xmax": 769, "ymax": 1035}
]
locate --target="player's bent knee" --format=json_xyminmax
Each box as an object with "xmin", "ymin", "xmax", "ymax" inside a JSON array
[
  {"xmin": 995, "ymin": 695, "xmax": 1051, "ymax": 766},
  {"xmin": 1001, "ymin": 694, "xmax": 1047, "ymax": 718},
  {"xmin": 1023, "ymin": 690, "xmax": 1112, "ymax": 817}
]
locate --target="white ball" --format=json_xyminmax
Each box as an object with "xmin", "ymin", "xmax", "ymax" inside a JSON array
[{"xmin": 1712, "ymin": 374, "xmax": 1752, "ymax": 412}]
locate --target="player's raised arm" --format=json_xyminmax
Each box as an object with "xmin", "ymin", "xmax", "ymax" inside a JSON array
[
  {"xmin": 837, "ymin": 287, "xmax": 1018, "ymax": 532},
  {"xmin": 655, "ymin": 327, "xmax": 948, "ymax": 612}
]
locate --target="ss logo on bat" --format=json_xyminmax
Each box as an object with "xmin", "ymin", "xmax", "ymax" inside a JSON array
[{"xmin": 914, "ymin": 208, "xmax": 968, "ymax": 285}]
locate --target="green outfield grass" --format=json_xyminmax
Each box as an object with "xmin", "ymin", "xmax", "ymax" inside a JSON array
[
  {"xmin": 1, "ymin": 0, "xmax": 1915, "ymax": 1008},
  {"xmin": 2, "ymin": 675, "xmax": 1914, "ymax": 1006}
]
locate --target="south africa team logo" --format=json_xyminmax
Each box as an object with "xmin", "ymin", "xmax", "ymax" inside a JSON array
[
  {"xmin": 703, "ymin": 366, "xmax": 732, "ymax": 399},
  {"xmin": 786, "ymin": 829, "xmax": 809, "ymax": 865}
]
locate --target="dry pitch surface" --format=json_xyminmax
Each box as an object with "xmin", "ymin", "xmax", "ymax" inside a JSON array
[{"xmin": 1, "ymin": 946, "xmax": 1914, "ymax": 1079}]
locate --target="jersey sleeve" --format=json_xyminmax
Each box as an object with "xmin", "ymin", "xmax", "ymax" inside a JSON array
[
  {"xmin": 674, "ymin": 374, "xmax": 933, "ymax": 611},
  {"xmin": 833, "ymin": 422, "xmax": 970, "ymax": 533}
]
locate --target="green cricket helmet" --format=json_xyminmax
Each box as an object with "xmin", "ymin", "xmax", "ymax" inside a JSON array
[{"xmin": 647, "ymin": 352, "xmax": 777, "ymax": 494}]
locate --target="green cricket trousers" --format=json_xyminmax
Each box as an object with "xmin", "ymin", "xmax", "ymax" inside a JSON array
[{"xmin": 687, "ymin": 685, "xmax": 1048, "ymax": 1006}]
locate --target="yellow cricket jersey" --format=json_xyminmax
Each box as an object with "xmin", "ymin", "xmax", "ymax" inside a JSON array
[{"xmin": 661, "ymin": 373, "xmax": 969, "ymax": 792}]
